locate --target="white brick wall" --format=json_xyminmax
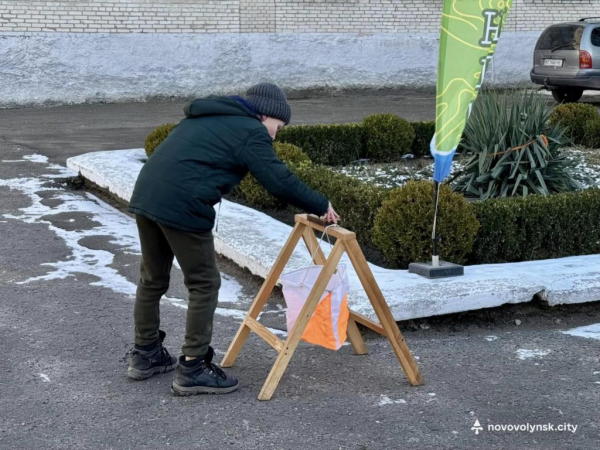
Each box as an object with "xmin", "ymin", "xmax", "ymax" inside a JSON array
[
  {"xmin": 0, "ymin": 1, "xmax": 240, "ymax": 33},
  {"xmin": 0, "ymin": 0, "xmax": 599, "ymax": 34}
]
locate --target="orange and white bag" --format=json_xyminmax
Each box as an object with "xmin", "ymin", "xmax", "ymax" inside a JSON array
[{"xmin": 282, "ymin": 263, "xmax": 350, "ymax": 350}]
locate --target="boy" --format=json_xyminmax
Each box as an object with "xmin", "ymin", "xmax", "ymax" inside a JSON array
[{"xmin": 127, "ymin": 82, "xmax": 339, "ymax": 395}]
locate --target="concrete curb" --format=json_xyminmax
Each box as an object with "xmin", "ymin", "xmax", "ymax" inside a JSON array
[{"xmin": 67, "ymin": 149, "xmax": 600, "ymax": 321}]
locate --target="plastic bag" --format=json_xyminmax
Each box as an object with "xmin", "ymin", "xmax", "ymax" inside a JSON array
[{"xmin": 282, "ymin": 263, "xmax": 350, "ymax": 350}]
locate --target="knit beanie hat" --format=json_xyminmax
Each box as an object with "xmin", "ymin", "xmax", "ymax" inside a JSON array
[{"xmin": 245, "ymin": 82, "xmax": 292, "ymax": 125}]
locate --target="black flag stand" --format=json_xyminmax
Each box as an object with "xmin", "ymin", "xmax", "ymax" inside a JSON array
[{"xmin": 408, "ymin": 181, "xmax": 464, "ymax": 279}]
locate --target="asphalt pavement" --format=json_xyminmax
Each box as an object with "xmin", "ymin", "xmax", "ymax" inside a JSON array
[{"xmin": 1, "ymin": 93, "xmax": 600, "ymax": 450}]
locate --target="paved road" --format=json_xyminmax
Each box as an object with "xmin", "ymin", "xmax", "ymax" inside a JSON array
[{"xmin": 1, "ymin": 94, "xmax": 600, "ymax": 450}]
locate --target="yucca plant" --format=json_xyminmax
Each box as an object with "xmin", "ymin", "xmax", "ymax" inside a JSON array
[{"xmin": 453, "ymin": 90, "xmax": 582, "ymax": 200}]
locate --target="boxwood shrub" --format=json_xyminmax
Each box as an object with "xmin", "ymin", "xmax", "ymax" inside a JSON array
[
  {"xmin": 372, "ymin": 181, "xmax": 479, "ymax": 268},
  {"xmin": 145, "ymin": 123, "xmax": 177, "ymax": 157},
  {"xmin": 363, "ymin": 114, "xmax": 416, "ymax": 162},
  {"xmin": 549, "ymin": 103, "xmax": 599, "ymax": 146}
]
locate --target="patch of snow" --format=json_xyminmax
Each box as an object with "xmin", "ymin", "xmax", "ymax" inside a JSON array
[
  {"xmin": 267, "ymin": 327, "xmax": 287, "ymax": 337},
  {"xmin": 379, "ymin": 395, "xmax": 407, "ymax": 406},
  {"xmin": 516, "ymin": 349, "xmax": 550, "ymax": 360},
  {"xmin": 23, "ymin": 154, "xmax": 49, "ymax": 164},
  {"xmin": 0, "ymin": 161, "xmax": 252, "ymax": 328},
  {"xmin": 562, "ymin": 323, "xmax": 600, "ymax": 340},
  {"xmin": 67, "ymin": 149, "xmax": 600, "ymax": 322},
  {"xmin": 163, "ymin": 295, "xmax": 248, "ymax": 320},
  {"xmin": 39, "ymin": 374, "xmax": 50, "ymax": 382}
]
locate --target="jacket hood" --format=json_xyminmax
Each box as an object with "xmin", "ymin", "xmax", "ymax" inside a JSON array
[{"xmin": 183, "ymin": 96, "xmax": 259, "ymax": 120}]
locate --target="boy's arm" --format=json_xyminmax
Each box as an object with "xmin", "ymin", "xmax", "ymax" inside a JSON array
[{"xmin": 239, "ymin": 129, "xmax": 329, "ymax": 216}]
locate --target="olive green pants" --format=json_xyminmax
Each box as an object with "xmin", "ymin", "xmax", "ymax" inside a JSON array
[{"xmin": 133, "ymin": 214, "xmax": 221, "ymax": 358}]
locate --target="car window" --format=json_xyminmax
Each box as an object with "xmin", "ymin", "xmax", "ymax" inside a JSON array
[
  {"xmin": 592, "ymin": 27, "xmax": 600, "ymax": 47},
  {"xmin": 535, "ymin": 25, "xmax": 585, "ymax": 51}
]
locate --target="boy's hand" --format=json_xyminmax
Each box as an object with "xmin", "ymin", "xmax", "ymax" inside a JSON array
[{"xmin": 323, "ymin": 202, "xmax": 340, "ymax": 225}]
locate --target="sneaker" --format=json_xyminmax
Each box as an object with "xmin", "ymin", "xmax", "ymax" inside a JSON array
[
  {"xmin": 127, "ymin": 330, "xmax": 178, "ymax": 380},
  {"xmin": 171, "ymin": 346, "xmax": 239, "ymax": 395}
]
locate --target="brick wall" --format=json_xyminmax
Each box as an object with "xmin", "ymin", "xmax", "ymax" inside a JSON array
[{"xmin": 0, "ymin": 0, "xmax": 599, "ymax": 34}]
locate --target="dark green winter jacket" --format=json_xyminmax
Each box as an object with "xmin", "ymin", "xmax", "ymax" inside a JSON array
[{"xmin": 128, "ymin": 96, "xmax": 329, "ymax": 233}]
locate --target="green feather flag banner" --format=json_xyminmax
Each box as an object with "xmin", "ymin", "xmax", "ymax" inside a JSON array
[{"xmin": 432, "ymin": 0, "xmax": 513, "ymax": 182}]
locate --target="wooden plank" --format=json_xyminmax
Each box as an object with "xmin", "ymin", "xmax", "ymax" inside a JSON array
[
  {"xmin": 349, "ymin": 310, "xmax": 386, "ymax": 336},
  {"xmin": 246, "ymin": 317, "xmax": 284, "ymax": 353},
  {"xmin": 258, "ymin": 240, "xmax": 347, "ymax": 400},
  {"xmin": 221, "ymin": 222, "xmax": 306, "ymax": 367},
  {"xmin": 345, "ymin": 239, "xmax": 424, "ymax": 386},
  {"xmin": 296, "ymin": 214, "xmax": 356, "ymax": 241},
  {"xmin": 346, "ymin": 317, "xmax": 368, "ymax": 355}
]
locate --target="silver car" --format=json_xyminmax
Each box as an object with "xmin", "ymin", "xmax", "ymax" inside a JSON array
[{"xmin": 531, "ymin": 18, "xmax": 600, "ymax": 102}]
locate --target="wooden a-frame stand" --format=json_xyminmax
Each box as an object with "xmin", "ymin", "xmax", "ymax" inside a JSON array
[{"xmin": 221, "ymin": 214, "xmax": 424, "ymax": 400}]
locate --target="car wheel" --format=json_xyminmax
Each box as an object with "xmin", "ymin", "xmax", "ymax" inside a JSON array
[{"xmin": 551, "ymin": 88, "xmax": 584, "ymax": 103}]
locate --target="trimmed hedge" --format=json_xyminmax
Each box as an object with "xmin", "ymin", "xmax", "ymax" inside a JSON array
[
  {"xmin": 145, "ymin": 123, "xmax": 177, "ymax": 157},
  {"xmin": 373, "ymin": 181, "xmax": 479, "ymax": 267},
  {"xmin": 469, "ymin": 188, "xmax": 600, "ymax": 264},
  {"xmin": 275, "ymin": 124, "xmax": 365, "ymax": 166},
  {"xmin": 276, "ymin": 114, "xmax": 432, "ymax": 165},
  {"xmin": 363, "ymin": 114, "xmax": 416, "ymax": 162},
  {"xmin": 549, "ymin": 103, "xmax": 599, "ymax": 146}
]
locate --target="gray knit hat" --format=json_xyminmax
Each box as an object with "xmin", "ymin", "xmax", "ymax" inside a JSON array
[{"xmin": 246, "ymin": 82, "xmax": 291, "ymax": 125}]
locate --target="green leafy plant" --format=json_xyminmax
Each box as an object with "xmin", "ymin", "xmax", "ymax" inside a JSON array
[
  {"xmin": 550, "ymin": 102, "xmax": 599, "ymax": 146},
  {"xmin": 363, "ymin": 114, "xmax": 416, "ymax": 162},
  {"xmin": 372, "ymin": 180, "xmax": 479, "ymax": 268},
  {"xmin": 454, "ymin": 90, "xmax": 581, "ymax": 200},
  {"xmin": 144, "ymin": 123, "xmax": 177, "ymax": 157}
]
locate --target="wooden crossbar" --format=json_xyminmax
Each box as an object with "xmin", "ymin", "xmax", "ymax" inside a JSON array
[{"xmin": 221, "ymin": 214, "xmax": 424, "ymax": 400}]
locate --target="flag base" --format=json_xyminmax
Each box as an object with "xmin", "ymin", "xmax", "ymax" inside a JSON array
[{"xmin": 408, "ymin": 261, "xmax": 464, "ymax": 279}]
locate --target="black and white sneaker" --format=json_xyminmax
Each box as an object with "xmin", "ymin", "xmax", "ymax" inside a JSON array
[
  {"xmin": 127, "ymin": 330, "xmax": 177, "ymax": 380},
  {"xmin": 171, "ymin": 346, "xmax": 239, "ymax": 395}
]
